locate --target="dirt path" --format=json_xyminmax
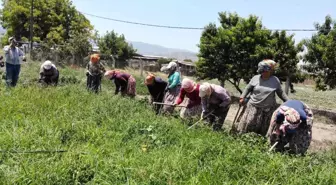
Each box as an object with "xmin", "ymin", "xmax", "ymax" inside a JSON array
[{"xmin": 227, "ymin": 104, "xmax": 336, "ymax": 152}]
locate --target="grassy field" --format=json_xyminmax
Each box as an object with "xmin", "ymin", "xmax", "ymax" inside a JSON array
[{"xmin": 0, "ymin": 61, "xmax": 336, "ymax": 184}]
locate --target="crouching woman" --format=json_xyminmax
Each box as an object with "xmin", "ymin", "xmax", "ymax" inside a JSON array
[{"xmin": 267, "ymin": 100, "xmax": 313, "ymax": 155}]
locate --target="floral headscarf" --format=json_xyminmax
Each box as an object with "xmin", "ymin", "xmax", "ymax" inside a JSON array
[{"xmin": 257, "ymin": 59, "xmax": 276, "ymax": 74}]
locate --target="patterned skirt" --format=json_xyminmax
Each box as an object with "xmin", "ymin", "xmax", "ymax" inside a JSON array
[
  {"xmin": 162, "ymin": 85, "xmax": 181, "ymax": 114},
  {"xmin": 235, "ymin": 102, "xmax": 277, "ymax": 136},
  {"xmin": 268, "ymin": 107, "xmax": 312, "ymax": 155},
  {"xmin": 127, "ymin": 75, "xmax": 136, "ymax": 97},
  {"xmin": 180, "ymin": 104, "xmax": 202, "ymax": 119}
]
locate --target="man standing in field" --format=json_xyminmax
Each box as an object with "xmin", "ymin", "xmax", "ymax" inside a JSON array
[{"xmin": 2, "ymin": 37, "xmax": 26, "ymax": 87}]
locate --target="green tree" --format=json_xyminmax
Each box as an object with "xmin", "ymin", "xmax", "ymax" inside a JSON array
[
  {"xmin": 98, "ymin": 31, "xmax": 136, "ymax": 62},
  {"xmin": 196, "ymin": 12, "xmax": 273, "ymax": 92},
  {"xmin": 300, "ymin": 15, "xmax": 336, "ymax": 90},
  {"xmin": 183, "ymin": 59, "xmax": 193, "ymax": 63},
  {"xmin": 270, "ymin": 31, "xmax": 302, "ymax": 94},
  {"xmin": 197, "ymin": 12, "xmax": 302, "ymax": 93},
  {"xmin": 157, "ymin": 58, "xmax": 172, "ymax": 66},
  {"xmin": 0, "ymin": 0, "xmax": 93, "ymax": 45}
]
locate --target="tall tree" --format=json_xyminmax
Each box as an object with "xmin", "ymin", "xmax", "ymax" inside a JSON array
[
  {"xmin": 0, "ymin": 0, "xmax": 93, "ymax": 45},
  {"xmin": 270, "ymin": 31, "xmax": 302, "ymax": 94},
  {"xmin": 98, "ymin": 31, "xmax": 136, "ymax": 62},
  {"xmin": 196, "ymin": 12, "xmax": 272, "ymax": 92},
  {"xmin": 197, "ymin": 12, "xmax": 302, "ymax": 93},
  {"xmin": 300, "ymin": 15, "xmax": 336, "ymax": 90}
]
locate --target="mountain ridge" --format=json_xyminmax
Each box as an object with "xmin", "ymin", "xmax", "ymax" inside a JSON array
[{"xmin": 128, "ymin": 41, "xmax": 198, "ymax": 61}]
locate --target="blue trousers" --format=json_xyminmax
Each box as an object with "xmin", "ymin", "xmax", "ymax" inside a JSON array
[{"xmin": 6, "ymin": 63, "xmax": 21, "ymax": 87}]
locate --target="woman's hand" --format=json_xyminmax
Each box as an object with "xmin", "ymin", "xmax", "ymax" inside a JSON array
[{"xmin": 239, "ymin": 98, "xmax": 244, "ymax": 105}]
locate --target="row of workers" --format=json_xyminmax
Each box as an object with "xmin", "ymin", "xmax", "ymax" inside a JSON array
[
  {"xmin": 83, "ymin": 54, "xmax": 314, "ymax": 154},
  {"xmin": 83, "ymin": 54, "xmax": 314, "ymax": 155},
  {"xmin": 144, "ymin": 59, "xmax": 313, "ymax": 154},
  {"xmin": 25, "ymin": 53, "xmax": 315, "ymax": 155}
]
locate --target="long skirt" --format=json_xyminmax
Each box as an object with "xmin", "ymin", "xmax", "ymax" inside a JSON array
[
  {"xmin": 268, "ymin": 108, "xmax": 312, "ymax": 155},
  {"xmin": 126, "ymin": 75, "xmax": 136, "ymax": 97},
  {"xmin": 205, "ymin": 104, "xmax": 231, "ymax": 131},
  {"xmin": 180, "ymin": 103, "xmax": 202, "ymax": 119},
  {"xmin": 151, "ymin": 91, "xmax": 165, "ymax": 115},
  {"xmin": 235, "ymin": 102, "xmax": 277, "ymax": 136},
  {"xmin": 162, "ymin": 85, "xmax": 181, "ymax": 114}
]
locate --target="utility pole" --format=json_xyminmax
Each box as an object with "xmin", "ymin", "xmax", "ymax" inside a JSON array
[{"xmin": 29, "ymin": 0, "xmax": 34, "ymax": 58}]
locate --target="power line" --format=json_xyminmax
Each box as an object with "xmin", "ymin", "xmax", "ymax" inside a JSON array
[
  {"xmin": 80, "ymin": 12, "xmax": 203, "ymax": 30},
  {"xmin": 80, "ymin": 11, "xmax": 318, "ymax": 32}
]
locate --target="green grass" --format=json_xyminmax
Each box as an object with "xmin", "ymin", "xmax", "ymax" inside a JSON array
[{"xmin": 0, "ymin": 62, "xmax": 336, "ymax": 184}]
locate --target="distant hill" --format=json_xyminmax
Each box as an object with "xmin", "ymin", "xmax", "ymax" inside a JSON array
[{"xmin": 128, "ymin": 41, "xmax": 198, "ymax": 61}]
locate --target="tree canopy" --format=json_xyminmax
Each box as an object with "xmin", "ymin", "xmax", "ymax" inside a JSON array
[
  {"xmin": 0, "ymin": 0, "xmax": 93, "ymax": 45},
  {"xmin": 196, "ymin": 12, "xmax": 302, "ymax": 93},
  {"xmin": 98, "ymin": 31, "xmax": 136, "ymax": 62},
  {"xmin": 300, "ymin": 15, "xmax": 336, "ymax": 91}
]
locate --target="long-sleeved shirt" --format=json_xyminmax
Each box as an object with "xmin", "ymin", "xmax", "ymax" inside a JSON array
[
  {"xmin": 86, "ymin": 62, "xmax": 105, "ymax": 76},
  {"xmin": 168, "ymin": 71, "xmax": 181, "ymax": 89},
  {"xmin": 275, "ymin": 100, "xmax": 313, "ymax": 125},
  {"xmin": 176, "ymin": 84, "xmax": 201, "ymax": 108},
  {"xmin": 112, "ymin": 73, "xmax": 130, "ymax": 95},
  {"xmin": 147, "ymin": 77, "xmax": 168, "ymax": 101},
  {"xmin": 40, "ymin": 64, "xmax": 58, "ymax": 80},
  {"xmin": 4, "ymin": 46, "xmax": 25, "ymax": 65},
  {"xmin": 240, "ymin": 75, "xmax": 288, "ymax": 108},
  {"xmin": 201, "ymin": 84, "xmax": 231, "ymax": 113}
]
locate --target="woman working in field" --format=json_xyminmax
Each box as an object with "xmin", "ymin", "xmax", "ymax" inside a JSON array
[
  {"xmin": 39, "ymin": 60, "xmax": 59, "ymax": 86},
  {"xmin": 145, "ymin": 73, "xmax": 168, "ymax": 114},
  {"xmin": 104, "ymin": 70, "xmax": 136, "ymax": 97},
  {"xmin": 174, "ymin": 78, "xmax": 202, "ymax": 119},
  {"xmin": 86, "ymin": 54, "xmax": 105, "ymax": 93},
  {"xmin": 267, "ymin": 100, "xmax": 313, "ymax": 155},
  {"xmin": 199, "ymin": 82, "xmax": 231, "ymax": 131},
  {"xmin": 234, "ymin": 59, "xmax": 289, "ymax": 136},
  {"xmin": 160, "ymin": 61, "xmax": 181, "ymax": 114}
]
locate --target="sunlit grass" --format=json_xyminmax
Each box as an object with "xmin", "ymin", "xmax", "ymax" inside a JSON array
[{"xmin": 0, "ymin": 62, "xmax": 336, "ymax": 184}]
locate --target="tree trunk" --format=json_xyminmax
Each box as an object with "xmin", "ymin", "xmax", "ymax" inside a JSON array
[
  {"xmin": 285, "ymin": 76, "xmax": 290, "ymax": 95},
  {"xmin": 220, "ymin": 80, "xmax": 225, "ymax": 87}
]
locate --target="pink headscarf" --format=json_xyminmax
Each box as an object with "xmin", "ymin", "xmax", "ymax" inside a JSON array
[
  {"xmin": 104, "ymin": 70, "xmax": 120, "ymax": 79},
  {"xmin": 182, "ymin": 78, "xmax": 196, "ymax": 92}
]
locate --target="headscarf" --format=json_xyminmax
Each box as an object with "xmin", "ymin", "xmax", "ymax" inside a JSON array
[
  {"xmin": 145, "ymin": 73, "xmax": 155, "ymax": 85},
  {"xmin": 161, "ymin": 61, "xmax": 178, "ymax": 72},
  {"xmin": 257, "ymin": 59, "xmax": 276, "ymax": 74},
  {"xmin": 182, "ymin": 78, "xmax": 196, "ymax": 92},
  {"xmin": 104, "ymin": 70, "xmax": 119, "ymax": 79},
  {"xmin": 278, "ymin": 105, "xmax": 301, "ymax": 132},
  {"xmin": 199, "ymin": 82, "xmax": 212, "ymax": 98},
  {"xmin": 90, "ymin": 54, "xmax": 100, "ymax": 63},
  {"xmin": 42, "ymin": 60, "xmax": 53, "ymax": 70}
]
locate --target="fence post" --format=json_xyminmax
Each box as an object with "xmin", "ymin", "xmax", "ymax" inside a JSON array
[
  {"xmin": 55, "ymin": 50, "xmax": 59, "ymax": 65},
  {"xmin": 140, "ymin": 59, "xmax": 144, "ymax": 77}
]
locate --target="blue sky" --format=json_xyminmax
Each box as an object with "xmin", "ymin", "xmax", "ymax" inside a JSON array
[{"xmin": 72, "ymin": 0, "xmax": 335, "ymax": 53}]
